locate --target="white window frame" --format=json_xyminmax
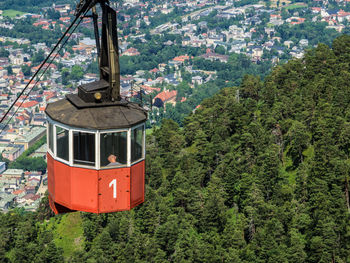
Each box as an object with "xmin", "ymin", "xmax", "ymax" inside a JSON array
[
  {"xmin": 55, "ymin": 124, "xmax": 70, "ymax": 165},
  {"xmin": 71, "ymin": 129, "xmax": 98, "ymax": 169},
  {"xmin": 53, "ymin": 124, "xmax": 57, "ymax": 157},
  {"xmin": 46, "ymin": 116, "xmax": 146, "ymax": 169},
  {"xmin": 99, "ymin": 128, "xmax": 129, "ymax": 170},
  {"xmin": 130, "ymin": 123, "xmax": 146, "ymax": 165},
  {"xmin": 46, "ymin": 121, "xmax": 54, "ymax": 158}
]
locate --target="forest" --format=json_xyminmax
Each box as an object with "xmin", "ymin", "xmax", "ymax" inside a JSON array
[
  {"xmin": 275, "ymin": 21, "xmax": 341, "ymax": 46},
  {"xmin": 1, "ymin": 35, "xmax": 350, "ymax": 262}
]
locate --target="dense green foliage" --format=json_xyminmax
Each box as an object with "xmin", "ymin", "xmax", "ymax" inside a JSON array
[
  {"xmin": 194, "ymin": 10, "xmax": 244, "ymax": 30},
  {"xmin": 193, "ymin": 53, "xmax": 271, "ymax": 85},
  {"xmin": 120, "ymin": 34, "xmax": 203, "ymax": 75},
  {"xmin": 0, "ymin": 206, "xmax": 63, "ymax": 263},
  {"xmin": 2, "ymin": 36, "xmax": 350, "ymax": 262},
  {"xmin": 61, "ymin": 65, "xmax": 85, "ymax": 85},
  {"xmin": 275, "ymin": 22, "xmax": 340, "ymax": 46}
]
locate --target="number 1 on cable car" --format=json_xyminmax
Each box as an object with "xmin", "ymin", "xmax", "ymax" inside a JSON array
[{"xmin": 109, "ymin": 179, "xmax": 117, "ymax": 199}]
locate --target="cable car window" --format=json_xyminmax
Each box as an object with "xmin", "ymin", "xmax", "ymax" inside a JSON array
[
  {"xmin": 48, "ymin": 122, "xmax": 54, "ymax": 153},
  {"xmin": 73, "ymin": 132, "xmax": 95, "ymax": 166},
  {"xmin": 56, "ymin": 126, "xmax": 69, "ymax": 161},
  {"xmin": 131, "ymin": 126, "xmax": 144, "ymax": 163},
  {"xmin": 100, "ymin": 131, "xmax": 127, "ymax": 167}
]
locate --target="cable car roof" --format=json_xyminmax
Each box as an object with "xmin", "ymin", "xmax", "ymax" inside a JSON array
[{"xmin": 45, "ymin": 98, "xmax": 147, "ymax": 130}]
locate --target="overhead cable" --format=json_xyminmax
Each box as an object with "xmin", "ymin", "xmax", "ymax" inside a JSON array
[{"xmin": 0, "ymin": 7, "xmax": 92, "ymax": 134}]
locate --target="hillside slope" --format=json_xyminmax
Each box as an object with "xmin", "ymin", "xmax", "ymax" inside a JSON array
[
  {"xmin": 1, "ymin": 35, "xmax": 350, "ymax": 262},
  {"xmin": 66, "ymin": 34, "xmax": 350, "ymax": 262}
]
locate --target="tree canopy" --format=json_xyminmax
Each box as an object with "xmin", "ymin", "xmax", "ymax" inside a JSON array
[{"xmin": 2, "ymin": 35, "xmax": 350, "ymax": 262}]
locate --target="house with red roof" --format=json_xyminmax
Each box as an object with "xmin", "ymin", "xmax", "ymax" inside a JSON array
[
  {"xmin": 140, "ymin": 85, "xmax": 161, "ymax": 94},
  {"xmin": 44, "ymin": 91, "xmax": 56, "ymax": 102},
  {"xmin": 24, "ymin": 172, "xmax": 41, "ymax": 181},
  {"xmin": 31, "ymin": 14, "xmax": 42, "ymax": 19},
  {"xmin": 337, "ymin": 10, "xmax": 350, "ymax": 22},
  {"xmin": 124, "ymin": 15, "xmax": 131, "ymax": 21},
  {"xmin": 173, "ymin": 55, "xmax": 190, "ymax": 62},
  {"xmin": 311, "ymin": 7, "xmax": 321, "ymax": 13},
  {"xmin": 63, "ymin": 52, "xmax": 70, "ymax": 59},
  {"xmin": 33, "ymin": 20, "xmax": 49, "ymax": 27},
  {"xmin": 153, "ymin": 90, "xmax": 177, "ymax": 107},
  {"xmin": 270, "ymin": 14, "xmax": 282, "ymax": 21},
  {"xmin": 15, "ymin": 100, "xmax": 38, "ymax": 110},
  {"xmin": 120, "ymin": 76, "xmax": 134, "ymax": 83},
  {"xmin": 149, "ymin": 68, "xmax": 159, "ymax": 74},
  {"xmin": 12, "ymin": 189, "xmax": 24, "ymax": 195},
  {"xmin": 17, "ymin": 193, "xmax": 40, "ymax": 205},
  {"xmin": 59, "ymin": 17, "xmax": 71, "ymax": 23},
  {"xmin": 122, "ymin": 47, "xmax": 140, "ymax": 56},
  {"xmin": 16, "ymin": 114, "xmax": 30, "ymax": 126},
  {"xmin": 156, "ymin": 77, "xmax": 164, "ymax": 82},
  {"xmin": 31, "ymin": 63, "xmax": 57, "ymax": 73},
  {"xmin": 287, "ymin": 17, "xmax": 306, "ymax": 25},
  {"xmin": 27, "ymin": 177, "xmax": 40, "ymax": 187},
  {"xmin": 193, "ymin": 104, "xmax": 201, "ymax": 113}
]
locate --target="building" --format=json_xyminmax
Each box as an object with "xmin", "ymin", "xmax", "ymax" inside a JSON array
[
  {"xmin": 23, "ymin": 171, "xmax": 42, "ymax": 181},
  {"xmin": 153, "ymin": 90, "xmax": 177, "ymax": 107},
  {"xmin": 299, "ymin": 39, "xmax": 309, "ymax": 47},
  {"xmin": 1, "ymin": 169, "xmax": 23, "ymax": 179},
  {"xmin": 122, "ymin": 47, "xmax": 140, "ymax": 56},
  {"xmin": 30, "ymin": 144, "xmax": 47, "ymax": 159},
  {"xmin": 2, "ymin": 144, "xmax": 24, "ymax": 161},
  {"xmin": 2, "ymin": 178, "xmax": 19, "ymax": 192},
  {"xmin": 31, "ymin": 113, "xmax": 46, "ymax": 126},
  {"xmin": 192, "ymin": 76, "xmax": 203, "ymax": 85},
  {"xmin": 24, "ymin": 186, "xmax": 36, "ymax": 195},
  {"xmin": 14, "ymin": 126, "xmax": 46, "ymax": 150},
  {"xmin": 200, "ymin": 49, "xmax": 229, "ymax": 63}
]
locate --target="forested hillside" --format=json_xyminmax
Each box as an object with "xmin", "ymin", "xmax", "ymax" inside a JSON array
[{"xmin": 2, "ymin": 35, "xmax": 350, "ymax": 262}]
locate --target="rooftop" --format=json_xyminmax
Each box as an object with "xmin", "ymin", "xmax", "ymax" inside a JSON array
[
  {"xmin": 2, "ymin": 169, "xmax": 24, "ymax": 176},
  {"xmin": 15, "ymin": 126, "xmax": 46, "ymax": 144}
]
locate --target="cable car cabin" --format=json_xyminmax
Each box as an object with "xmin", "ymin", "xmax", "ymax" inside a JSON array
[
  {"xmin": 43, "ymin": 1, "xmax": 148, "ymax": 214},
  {"xmin": 45, "ymin": 99, "xmax": 147, "ymax": 214}
]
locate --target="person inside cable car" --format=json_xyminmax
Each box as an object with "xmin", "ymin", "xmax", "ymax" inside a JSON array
[{"xmin": 107, "ymin": 154, "xmax": 121, "ymax": 166}]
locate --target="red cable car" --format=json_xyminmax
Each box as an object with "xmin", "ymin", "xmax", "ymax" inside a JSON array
[{"xmin": 45, "ymin": 1, "xmax": 147, "ymax": 214}]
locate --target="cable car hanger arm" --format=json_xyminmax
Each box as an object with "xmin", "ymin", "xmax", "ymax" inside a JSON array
[{"xmin": 69, "ymin": 0, "xmax": 122, "ymax": 104}]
